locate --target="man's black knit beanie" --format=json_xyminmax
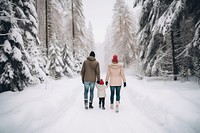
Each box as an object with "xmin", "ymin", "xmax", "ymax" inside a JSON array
[{"xmin": 90, "ymin": 51, "xmax": 95, "ymax": 57}]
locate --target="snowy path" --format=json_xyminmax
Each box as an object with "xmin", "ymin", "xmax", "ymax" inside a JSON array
[
  {"xmin": 40, "ymin": 82, "xmax": 165, "ymax": 133},
  {"xmin": 0, "ymin": 75, "xmax": 200, "ymax": 133}
]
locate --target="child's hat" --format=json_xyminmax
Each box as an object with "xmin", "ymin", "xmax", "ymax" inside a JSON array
[{"xmin": 100, "ymin": 79, "xmax": 104, "ymax": 85}]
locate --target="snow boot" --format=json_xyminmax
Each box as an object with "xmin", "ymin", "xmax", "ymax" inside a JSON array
[
  {"xmin": 116, "ymin": 101, "xmax": 120, "ymax": 113},
  {"xmin": 89, "ymin": 102, "xmax": 93, "ymax": 109},
  {"xmin": 84, "ymin": 100, "xmax": 88, "ymax": 109},
  {"xmin": 110, "ymin": 104, "xmax": 114, "ymax": 109}
]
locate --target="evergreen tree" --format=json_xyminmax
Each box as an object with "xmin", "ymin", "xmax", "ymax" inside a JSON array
[
  {"xmin": 86, "ymin": 22, "xmax": 95, "ymax": 52},
  {"xmin": 71, "ymin": 0, "xmax": 87, "ymax": 59},
  {"xmin": 188, "ymin": 21, "xmax": 200, "ymax": 82},
  {"xmin": 193, "ymin": 54, "xmax": 200, "ymax": 82},
  {"xmin": 104, "ymin": 25, "xmax": 113, "ymax": 66},
  {"xmin": 0, "ymin": 0, "xmax": 35, "ymax": 92},
  {"xmin": 134, "ymin": 0, "xmax": 200, "ymax": 78},
  {"xmin": 62, "ymin": 38, "xmax": 76, "ymax": 77},
  {"xmin": 46, "ymin": 0, "xmax": 52, "ymax": 56},
  {"xmin": 70, "ymin": 0, "xmax": 87, "ymax": 74},
  {"xmin": 47, "ymin": 34, "xmax": 63, "ymax": 79},
  {"xmin": 112, "ymin": 0, "xmax": 136, "ymax": 67},
  {"xmin": 19, "ymin": 0, "xmax": 46, "ymax": 83}
]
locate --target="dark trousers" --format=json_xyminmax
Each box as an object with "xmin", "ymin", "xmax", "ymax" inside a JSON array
[
  {"xmin": 110, "ymin": 86, "xmax": 121, "ymax": 104},
  {"xmin": 99, "ymin": 97, "xmax": 105, "ymax": 108}
]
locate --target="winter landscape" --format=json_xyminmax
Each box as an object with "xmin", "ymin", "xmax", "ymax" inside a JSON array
[
  {"xmin": 0, "ymin": 0, "xmax": 200, "ymax": 133},
  {"xmin": 0, "ymin": 74, "xmax": 200, "ymax": 133}
]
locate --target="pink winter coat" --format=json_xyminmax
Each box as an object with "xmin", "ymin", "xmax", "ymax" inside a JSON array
[{"xmin": 105, "ymin": 63, "xmax": 126, "ymax": 86}]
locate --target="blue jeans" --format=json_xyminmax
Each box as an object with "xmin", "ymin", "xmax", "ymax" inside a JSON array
[
  {"xmin": 84, "ymin": 82, "xmax": 95, "ymax": 103},
  {"xmin": 110, "ymin": 86, "xmax": 121, "ymax": 104}
]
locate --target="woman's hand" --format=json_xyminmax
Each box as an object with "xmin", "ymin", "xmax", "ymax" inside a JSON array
[
  {"xmin": 124, "ymin": 82, "xmax": 126, "ymax": 87},
  {"xmin": 105, "ymin": 81, "xmax": 108, "ymax": 86}
]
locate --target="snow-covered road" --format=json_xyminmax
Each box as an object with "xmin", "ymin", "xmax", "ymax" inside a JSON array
[
  {"xmin": 40, "ymin": 81, "xmax": 165, "ymax": 133},
  {"xmin": 0, "ymin": 75, "xmax": 200, "ymax": 133}
]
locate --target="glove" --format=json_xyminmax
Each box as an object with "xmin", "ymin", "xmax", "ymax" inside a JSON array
[
  {"xmin": 82, "ymin": 79, "xmax": 84, "ymax": 84},
  {"xmin": 105, "ymin": 81, "xmax": 108, "ymax": 86},
  {"xmin": 124, "ymin": 82, "xmax": 126, "ymax": 87},
  {"xmin": 97, "ymin": 81, "xmax": 100, "ymax": 84}
]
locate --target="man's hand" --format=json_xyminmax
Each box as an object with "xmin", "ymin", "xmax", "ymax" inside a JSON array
[{"xmin": 97, "ymin": 81, "xmax": 100, "ymax": 84}]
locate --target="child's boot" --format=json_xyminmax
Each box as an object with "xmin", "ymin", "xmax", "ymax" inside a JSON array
[
  {"xmin": 102, "ymin": 101, "xmax": 105, "ymax": 110},
  {"xmin": 99, "ymin": 100, "xmax": 101, "ymax": 108}
]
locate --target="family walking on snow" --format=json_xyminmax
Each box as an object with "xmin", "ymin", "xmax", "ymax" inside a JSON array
[{"xmin": 81, "ymin": 51, "xmax": 126, "ymax": 112}]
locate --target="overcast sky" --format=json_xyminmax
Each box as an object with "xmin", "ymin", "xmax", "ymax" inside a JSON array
[{"xmin": 83, "ymin": 0, "xmax": 134, "ymax": 43}]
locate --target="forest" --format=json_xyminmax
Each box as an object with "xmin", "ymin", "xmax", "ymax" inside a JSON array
[{"xmin": 0, "ymin": 0, "xmax": 199, "ymax": 93}]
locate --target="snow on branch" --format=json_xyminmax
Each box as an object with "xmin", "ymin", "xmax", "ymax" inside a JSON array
[
  {"xmin": 0, "ymin": 16, "xmax": 29, "ymax": 22},
  {"xmin": 156, "ymin": 0, "xmax": 185, "ymax": 34},
  {"xmin": 186, "ymin": 20, "xmax": 200, "ymax": 54}
]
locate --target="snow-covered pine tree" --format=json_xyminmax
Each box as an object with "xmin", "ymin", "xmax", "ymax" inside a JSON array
[
  {"xmin": 62, "ymin": 38, "xmax": 76, "ymax": 77},
  {"xmin": 71, "ymin": 0, "xmax": 87, "ymax": 59},
  {"xmin": 86, "ymin": 21, "xmax": 95, "ymax": 52},
  {"xmin": 0, "ymin": 0, "xmax": 39, "ymax": 92},
  {"xmin": 47, "ymin": 33, "xmax": 64, "ymax": 79},
  {"xmin": 111, "ymin": 0, "xmax": 136, "ymax": 67},
  {"xmin": 151, "ymin": 32, "xmax": 173, "ymax": 76},
  {"xmin": 18, "ymin": 0, "xmax": 46, "ymax": 83},
  {"xmin": 46, "ymin": 0, "xmax": 53, "ymax": 56},
  {"xmin": 187, "ymin": 21, "xmax": 200, "ymax": 82},
  {"xmin": 133, "ymin": 0, "xmax": 175, "ymax": 76},
  {"xmin": 134, "ymin": 0, "xmax": 200, "ymax": 78},
  {"xmin": 70, "ymin": 0, "xmax": 87, "ymax": 73},
  {"xmin": 104, "ymin": 25, "xmax": 113, "ymax": 66},
  {"xmin": 193, "ymin": 55, "xmax": 200, "ymax": 83}
]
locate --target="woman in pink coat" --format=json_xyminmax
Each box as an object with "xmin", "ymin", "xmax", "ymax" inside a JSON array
[{"xmin": 105, "ymin": 55, "xmax": 126, "ymax": 112}]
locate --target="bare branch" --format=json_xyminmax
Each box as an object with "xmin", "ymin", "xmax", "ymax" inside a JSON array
[{"xmin": 0, "ymin": 33, "xmax": 11, "ymax": 36}]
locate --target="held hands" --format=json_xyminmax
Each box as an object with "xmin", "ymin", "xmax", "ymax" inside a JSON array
[
  {"xmin": 105, "ymin": 81, "xmax": 108, "ymax": 86},
  {"xmin": 98, "ymin": 81, "xmax": 125, "ymax": 86},
  {"xmin": 124, "ymin": 82, "xmax": 126, "ymax": 87}
]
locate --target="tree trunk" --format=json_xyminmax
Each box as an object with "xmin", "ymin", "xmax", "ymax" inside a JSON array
[
  {"xmin": 71, "ymin": 0, "xmax": 75, "ymax": 58},
  {"xmin": 171, "ymin": 30, "xmax": 177, "ymax": 80}
]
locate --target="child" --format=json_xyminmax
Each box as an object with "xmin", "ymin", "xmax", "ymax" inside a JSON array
[{"xmin": 96, "ymin": 79, "xmax": 107, "ymax": 110}]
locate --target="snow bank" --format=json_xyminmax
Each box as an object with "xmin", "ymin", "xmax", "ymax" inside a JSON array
[
  {"xmin": 127, "ymin": 76, "xmax": 200, "ymax": 133},
  {"xmin": 0, "ymin": 76, "xmax": 81, "ymax": 133}
]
